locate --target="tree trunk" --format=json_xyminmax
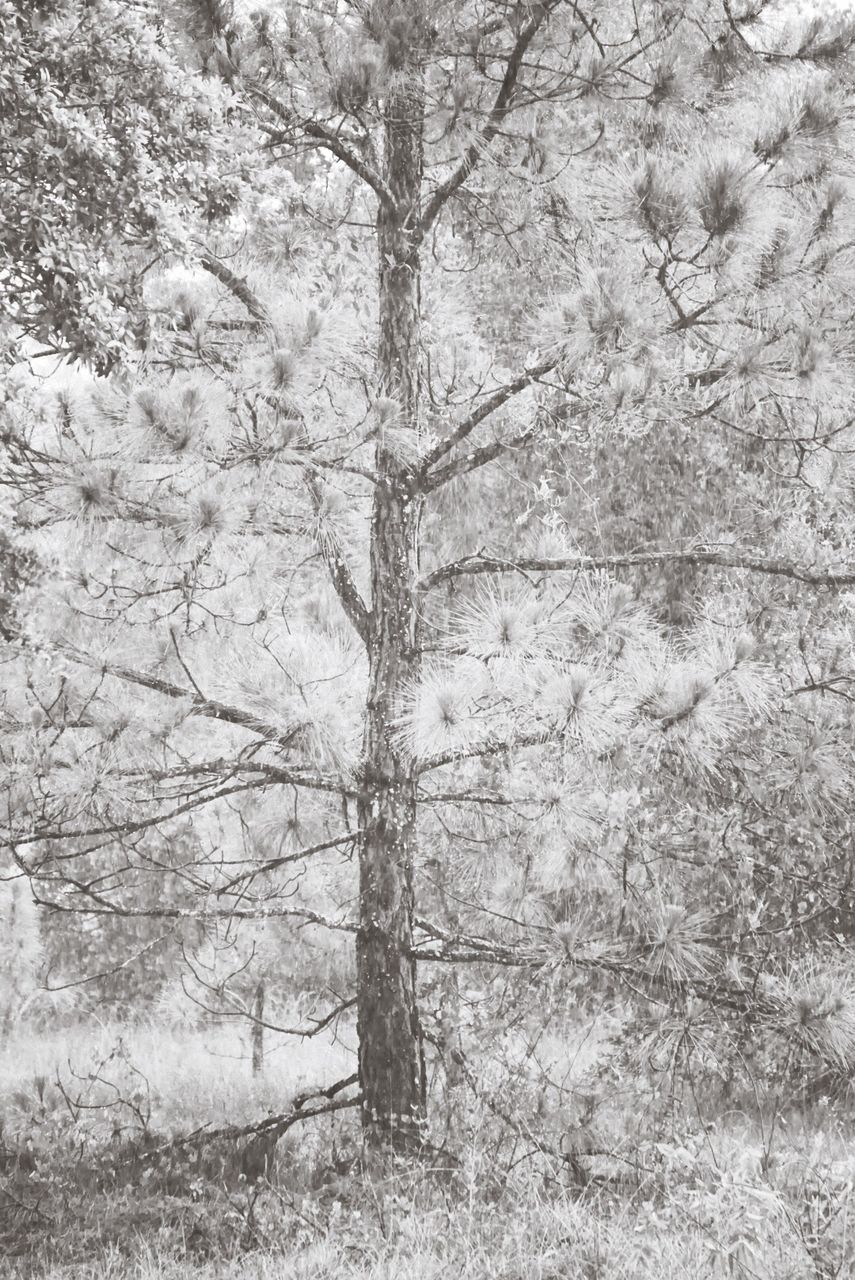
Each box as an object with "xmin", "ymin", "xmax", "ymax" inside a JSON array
[
  {"xmin": 251, "ymin": 979, "xmax": 265, "ymax": 1076},
  {"xmin": 356, "ymin": 5, "xmax": 428, "ymax": 1147}
]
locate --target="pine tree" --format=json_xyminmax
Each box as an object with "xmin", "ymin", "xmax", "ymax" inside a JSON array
[{"xmin": 3, "ymin": 0, "xmax": 855, "ymax": 1151}]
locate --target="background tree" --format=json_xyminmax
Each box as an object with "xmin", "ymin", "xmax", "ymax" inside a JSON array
[
  {"xmin": 0, "ymin": 0, "xmax": 241, "ymax": 371},
  {"xmin": 3, "ymin": 0, "xmax": 855, "ymax": 1156}
]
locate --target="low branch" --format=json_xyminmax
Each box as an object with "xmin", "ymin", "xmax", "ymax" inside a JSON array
[
  {"xmin": 141, "ymin": 1075, "xmax": 361, "ymax": 1158},
  {"xmin": 419, "ymin": 356, "xmax": 559, "ymax": 472},
  {"xmin": 419, "ymin": 547, "xmax": 855, "ymax": 592}
]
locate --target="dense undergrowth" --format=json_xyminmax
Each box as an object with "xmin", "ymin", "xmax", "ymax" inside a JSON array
[{"xmin": 3, "ymin": 1019, "xmax": 855, "ymax": 1279}]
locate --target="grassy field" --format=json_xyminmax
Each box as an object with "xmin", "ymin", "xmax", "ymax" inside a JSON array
[
  {"xmin": 0, "ymin": 1017, "xmax": 357, "ymax": 1136},
  {"xmin": 2, "ymin": 1015, "xmax": 854, "ymax": 1279}
]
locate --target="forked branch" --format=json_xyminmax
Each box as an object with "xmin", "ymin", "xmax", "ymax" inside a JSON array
[
  {"xmin": 419, "ymin": 355, "xmax": 559, "ymax": 472},
  {"xmin": 417, "ymin": 1, "xmax": 562, "ymax": 240},
  {"xmin": 254, "ymin": 86, "xmax": 396, "ymax": 213}
]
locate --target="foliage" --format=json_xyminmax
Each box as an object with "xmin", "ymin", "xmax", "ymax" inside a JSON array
[
  {"xmin": 4, "ymin": 1016, "xmax": 855, "ymax": 1278},
  {"xmin": 0, "ymin": 0, "xmax": 239, "ymax": 370}
]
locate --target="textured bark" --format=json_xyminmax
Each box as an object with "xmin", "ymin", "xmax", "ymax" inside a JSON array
[
  {"xmin": 251, "ymin": 979, "xmax": 265, "ymax": 1076},
  {"xmin": 356, "ymin": 4, "xmax": 428, "ymax": 1146}
]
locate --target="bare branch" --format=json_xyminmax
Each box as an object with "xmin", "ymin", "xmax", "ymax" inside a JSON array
[
  {"xmin": 40, "ymin": 930, "xmax": 175, "ymax": 993},
  {"xmin": 417, "ymin": 2, "xmax": 561, "ymax": 239},
  {"xmin": 7, "ymin": 778, "xmax": 271, "ymax": 850},
  {"xmin": 414, "ymin": 731, "xmax": 546, "ymax": 777},
  {"xmin": 227, "ymin": 1090, "xmax": 360, "ymax": 1143},
  {"xmin": 254, "ymin": 86, "xmax": 396, "ymax": 213},
  {"xmin": 199, "ymin": 254, "xmax": 275, "ymax": 328},
  {"xmin": 142, "ymin": 1076, "xmax": 361, "ymax": 1154},
  {"xmin": 419, "ymin": 547, "xmax": 855, "ymax": 593},
  {"xmin": 261, "ymin": 996, "xmax": 357, "ymax": 1041},
  {"xmin": 217, "ymin": 829, "xmax": 362, "ymax": 895},
  {"xmin": 419, "ymin": 355, "xmax": 559, "ymax": 472},
  {"xmin": 32, "ymin": 888, "xmax": 360, "ymax": 932},
  {"xmin": 413, "ymin": 916, "xmax": 545, "ymax": 967},
  {"xmin": 423, "ymin": 425, "xmax": 536, "ymax": 492},
  {"xmin": 179, "ymin": 954, "xmax": 356, "ymax": 1039}
]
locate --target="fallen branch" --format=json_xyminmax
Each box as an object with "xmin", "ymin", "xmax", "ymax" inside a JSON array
[{"xmin": 138, "ymin": 1074, "xmax": 361, "ymax": 1164}]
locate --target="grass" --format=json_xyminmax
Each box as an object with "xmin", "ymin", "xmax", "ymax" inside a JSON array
[
  {"xmin": 0, "ymin": 1015, "xmax": 357, "ymax": 1137},
  {"xmin": 2, "ymin": 1015, "xmax": 854, "ymax": 1279},
  {"xmin": 4, "ymin": 1157, "xmax": 843, "ymax": 1280}
]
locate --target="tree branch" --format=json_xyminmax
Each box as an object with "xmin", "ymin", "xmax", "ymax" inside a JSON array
[
  {"xmin": 306, "ymin": 477, "xmax": 371, "ymax": 642},
  {"xmin": 419, "ymin": 355, "xmax": 559, "ymax": 473},
  {"xmin": 216, "ymin": 829, "xmax": 362, "ymax": 895},
  {"xmin": 7, "ymin": 779, "xmax": 271, "ymax": 850},
  {"xmin": 61, "ymin": 647, "xmax": 332, "ymax": 768},
  {"xmin": 32, "ymin": 887, "xmax": 360, "ymax": 932},
  {"xmin": 411, "ymin": 923, "xmax": 797, "ymax": 1030},
  {"xmin": 414, "ymin": 731, "xmax": 546, "ymax": 777},
  {"xmin": 141, "ymin": 1076, "xmax": 361, "ymax": 1156},
  {"xmin": 423, "ymin": 425, "xmax": 536, "ymax": 491},
  {"xmin": 417, "ymin": 2, "xmax": 561, "ymax": 240},
  {"xmin": 254, "ymin": 86, "xmax": 396, "ymax": 213},
  {"xmin": 258, "ymin": 996, "xmax": 357, "ymax": 1041},
  {"xmin": 419, "ymin": 547, "xmax": 855, "ymax": 592},
  {"xmin": 199, "ymin": 254, "xmax": 275, "ymax": 329}
]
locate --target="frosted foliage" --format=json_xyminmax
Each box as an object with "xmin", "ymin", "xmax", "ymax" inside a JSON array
[
  {"xmin": 400, "ymin": 579, "xmax": 771, "ymax": 777},
  {"xmin": 0, "ymin": 321, "xmax": 373, "ymax": 872},
  {"xmin": 764, "ymin": 953, "xmax": 855, "ymax": 1067},
  {"xmin": 449, "ymin": 588, "xmax": 562, "ymax": 662}
]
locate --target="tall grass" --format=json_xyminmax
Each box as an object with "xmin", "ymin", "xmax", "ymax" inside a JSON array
[
  {"xmin": 3, "ymin": 1016, "xmax": 855, "ymax": 1279},
  {"xmin": 1, "ymin": 1014, "xmax": 357, "ymax": 1137}
]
